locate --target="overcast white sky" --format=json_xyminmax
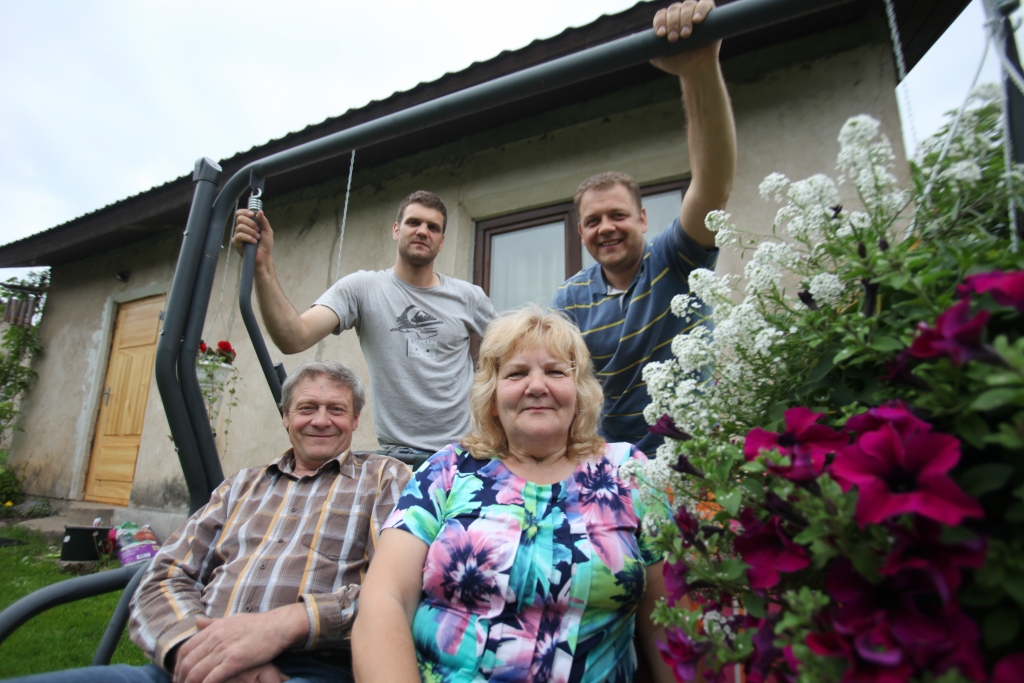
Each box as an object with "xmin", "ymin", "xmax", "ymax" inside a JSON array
[{"xmin": 0, "ymin": 0, "xmax": 1019, "ymax": 280}]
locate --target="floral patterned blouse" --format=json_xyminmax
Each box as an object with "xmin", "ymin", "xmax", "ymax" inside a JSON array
[{"xmin": 383, "ymin": 441, "xmax": 659, "ymax": 683}]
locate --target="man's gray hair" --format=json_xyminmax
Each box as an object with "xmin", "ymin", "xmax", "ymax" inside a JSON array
[{"xmin": 279, "ymin": 360, "xmax": 366, "ymax": 415}]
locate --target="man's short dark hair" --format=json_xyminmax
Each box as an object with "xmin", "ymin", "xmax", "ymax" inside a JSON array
[
  {"xmin": 573, "ymin": 172, "xmax": 643, "ymax": 217},
  {"xmin": 279, "ymin": 360, "xmax": 366, "ymax": 415},
  {"xmin": 396, "ymin": 190, "xmax": 448, "ymax": 233}
]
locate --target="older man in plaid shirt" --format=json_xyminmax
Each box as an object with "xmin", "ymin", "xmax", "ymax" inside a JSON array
[{"xmin": 17, "ymin": 360, "xmax": 410, "ymax": 683}]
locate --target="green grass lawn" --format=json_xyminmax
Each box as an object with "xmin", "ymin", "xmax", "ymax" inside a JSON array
[{"xmin": 0, "ymin": 525, "xmax": 149, "ymax": 678}]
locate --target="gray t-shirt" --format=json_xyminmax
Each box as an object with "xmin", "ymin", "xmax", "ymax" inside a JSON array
[{"xmin": 314, "ymin": 269, "xmax": 496, "ymax": 452}]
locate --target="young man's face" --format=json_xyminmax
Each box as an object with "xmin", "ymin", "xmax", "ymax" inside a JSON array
[
  {"xmin": 393, "ymin": 202, "xmax": 445, "ymax": 268},
  {"xmin": 577, "ymin": 183, "xmax": 648, "ymax": 279}
]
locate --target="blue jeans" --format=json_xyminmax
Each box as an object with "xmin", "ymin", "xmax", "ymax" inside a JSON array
[{"xmin": 4, "ymin": 652, "xmax": 353, "ymax": 683}]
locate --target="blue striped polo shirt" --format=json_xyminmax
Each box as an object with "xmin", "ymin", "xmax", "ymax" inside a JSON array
[{"xmin": 552, "ymin": 218, "xmax": 717, "ymax": 454}]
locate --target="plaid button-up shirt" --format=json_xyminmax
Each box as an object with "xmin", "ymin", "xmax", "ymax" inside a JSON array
[{"xmin": 128, "ymin": 448, "xmax": 411, "ymax": 670}]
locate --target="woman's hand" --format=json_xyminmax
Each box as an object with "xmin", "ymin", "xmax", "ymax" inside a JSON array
[
  {"xmin": 352, "ymin": 528, "xmax": 429, "ymax": 683},
  {"xmin": 637, "ymin": 561, "xmax": 691, "ymax": 683}
]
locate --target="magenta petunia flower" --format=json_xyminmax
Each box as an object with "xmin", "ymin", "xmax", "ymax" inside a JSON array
[
  {"xmin": 907, "ymin": 299, "xmax": 989, "ymax": 366},
  {"xmin": 844, "ymin": 401, "xmax": 932, "ymax": 440},
  {"xmin": 880, "ymin": 517, "xmax": 986, "ymax": 603},
  {"xmin": 649, "ymin": 413, "xmax": 692, "ymax": 441},
  {"xmin": 675, "ymin": 506, "xmax": 700, "ymax": 547},
  {"xmin": 992, "ymin": 654, "xmax": 1024, "ymax": 683},
  {"xmin": 805, "ymin": 627, "xmax": 914, "ymax": 683},
  {"xmin": 663, "ymin": 560, "xmax": 690, "ymax": 606},
  {"xmin": 830, "ymin": 423, "xmax": 982, "ymax": 527},
  {"xmin": 958, "ymin": 270, "xmax": 1024, "ymax": 311},
  {"xmin": 657, "ymin": 627, "xmax": 708, "ymax": 683},
  {"xmin": 743, "ymin": 407, "xmax": 849, "ymax": 481},
  {"xmin": 746, "ymin": 618, "xmax": 784, "ymax": 683},
  {"xmin": 733, "ymin": 508, "xmax": 810, "ymax": 590}
]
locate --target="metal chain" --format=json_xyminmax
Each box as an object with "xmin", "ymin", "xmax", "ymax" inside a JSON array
[{"xmin": 883, "ymin": 0, "xmax": 919, "ymax": 152}]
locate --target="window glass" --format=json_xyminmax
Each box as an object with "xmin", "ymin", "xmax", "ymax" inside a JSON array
[
  {"xmin": 581, "ymin": 189, "xmax": 682, "ymax": 270},
  {"xmin": 489, "ymin": 221, "xmax": 565, "ymax": 312}
]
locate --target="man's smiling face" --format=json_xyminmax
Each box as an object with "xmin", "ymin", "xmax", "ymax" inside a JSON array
[
  {"xmin": 577, "ymin": 183, "xmax": 648, "ymax": 281},
  {"xmin": 282, "ymin": 375, "xmax": 360, "ymax": 474}
]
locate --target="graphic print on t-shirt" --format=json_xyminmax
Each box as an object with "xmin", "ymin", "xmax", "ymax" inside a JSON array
[
  {"xmin": 390, "ymin": 305, "xmax": 442, "ymax": 338},
  {"xmin": 390, "ymin": 304, "xmax": 442, "ymax": 359}
]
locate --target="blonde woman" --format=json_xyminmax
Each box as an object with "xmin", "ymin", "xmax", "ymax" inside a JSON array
[{"xmin": 353, "ymin": 307, "xmax": 674, "ymax": 683}]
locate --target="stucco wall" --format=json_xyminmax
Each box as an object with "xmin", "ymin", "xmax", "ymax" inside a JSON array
[{"xmin": 10, "ymin": 25, "xmax": 908, "ymax": 512}]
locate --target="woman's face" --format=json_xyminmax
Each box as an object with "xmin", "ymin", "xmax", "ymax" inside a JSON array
[{"xmin": 492, "ymin": 342, "xmax": 577, "ymax": 455}]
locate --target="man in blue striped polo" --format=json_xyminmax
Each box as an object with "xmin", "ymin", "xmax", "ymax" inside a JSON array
[{"xmin": 551, "ymin": 0, "xmax": 736, "ymax": 455}]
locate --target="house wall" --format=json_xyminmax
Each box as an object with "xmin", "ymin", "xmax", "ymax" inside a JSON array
[{"xmin": 9, "ymin": 24, "xmax": 909, "ymax": 513}]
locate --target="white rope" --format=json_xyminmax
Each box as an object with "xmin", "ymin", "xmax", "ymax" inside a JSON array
[
  {"xmin": 334, "ymin": 149, "xmax": 356, "ymax": 282},
  {"xmin": 316, "ymin": 149, "xmax": 356, "ymax": 362},
  {"xmin": 884, "ymin": 0, "xmax": 918, "ymax": 152}
]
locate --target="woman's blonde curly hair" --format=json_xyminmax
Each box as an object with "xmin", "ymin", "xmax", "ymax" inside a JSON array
[{"xmin": 462, "ymin": 306, "xmax": 605, "ymax": 461}]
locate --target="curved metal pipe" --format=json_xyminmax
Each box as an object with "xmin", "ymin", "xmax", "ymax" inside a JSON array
[
  {"xmin": 0, "ymin": 564, "xmax": 140, "ymax": 648},
  {"xmin": 92, "ymin": 562, "xmax": 150, "ymax": 665},
  {"xmin": 227, "ymin": 0, "xmax": 855, "ymax": 406},
  {"xmin": 156, "ymin": 157, "xmax": 221, "ymax": 514}
]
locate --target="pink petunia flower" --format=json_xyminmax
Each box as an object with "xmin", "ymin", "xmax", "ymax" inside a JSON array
[
  {"xmin": 907, "ymin": 299, "xmax": 989, "ymax": 366},
  {"xmin": 743, "ymin": 407, "xmax": 849, "ymax": 481},
  {"xmin": 844, "ymin": 401, "xmax": 932, "ymax": 440},
  {"xmin": 880, "ymin": 517, "xmax": 986, "ymax": 603},
  {"xmin": 657, "ymin": 627, "xmax": 708, "ymax": 683},
  {"xmin": 733, "ymin": 508, "xmax": 810, "ymax": 590},
  {"xmin": 957, "ymin": 270, "xmax": 1024, "ymax": 311},
  {"xmin": 992, "ymin": 654, "xmax": 1024, "ymax": 683},
  {"xmin": 830, "ymin": 423, "xmax": 982, "ymax": 527}
]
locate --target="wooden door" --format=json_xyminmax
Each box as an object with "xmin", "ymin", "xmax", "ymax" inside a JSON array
[{"xmin": 84, "ymin": 295, "xmax": 165, "ymax": 505}]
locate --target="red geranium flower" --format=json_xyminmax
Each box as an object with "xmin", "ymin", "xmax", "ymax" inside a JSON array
[
  {"xmin": 733, "ymin": 508, "xmax": 810, "ymax": 590},
  {"xmin": 957, "ymin": 270, "xmax": 1024, "ymax": 311},
  {"xmin": 831, "ymin": 424, "xmax": 982, "ymax": 527},
  {"xmin": 199, "ymin": 341, "xmax": 208, "ymax": 354},
  {"xmin": 743, "ymin": 407, "xmax": 849, "ymax": 481},
  {"xmin": 907, "ymin": 299, "xmax": 989, "ymax": 366},
  {"xmin": 992, "ymin": 654, "xmax": 1024, "ymax": 683},
  {"xmin": 216, "ymin": 340, "xmax": 237, "ymax": 362}
]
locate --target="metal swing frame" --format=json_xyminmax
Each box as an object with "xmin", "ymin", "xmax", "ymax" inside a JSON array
[{"xmin": 0, "ymin": 0, "xmax": 873, "ymax": 666}]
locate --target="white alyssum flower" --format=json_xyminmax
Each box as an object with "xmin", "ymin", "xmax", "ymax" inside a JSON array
[
  {"xmin": 753, "ymin": 326, "xmax": 784, "ymax": 356},
  {"xmin": 705, "ymin": 210, "xmax": 731, "ymax": 233},
  {"xmin": 689, "ymin": 269, "xmax": 732, "ymax": 304},
  {"xmin": 849, "ymin": 211, "xmax": 871, "ymax": 230},
  {"xmin": 808, "ymin": 272, "xmax": 844, "ymax": 307},
  {"xmin": 671, "ymin": 293, "xmax": 702, "ymax": 318},
  {"xmin": 759, "ymin": 172, "xmax": 790, "ymax": 202},
  {"xmin": 672, "ymin": 326, "xmax": 712, "ymax": 373},
  {"xmin": 744, "ymin": 241, "xmax": 798, "ymax": 293},
  {"xmin": 940, "ymin": 160, "xmax": 983, "ymax": 186},
  {"xmin": 703, "ymin": 610, "xmax": 735, "ymax": 639}
]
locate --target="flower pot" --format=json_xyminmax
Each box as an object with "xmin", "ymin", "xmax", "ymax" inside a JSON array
[{"xmin": 197, "ymin": 361, "xmax": 233, "ymax": 394}]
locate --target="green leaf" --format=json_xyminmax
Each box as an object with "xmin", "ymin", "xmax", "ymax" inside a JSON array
[
  {"xmin": 740, "ymin": 478, "xmax": 765, "ymax": 500},
  {"xmin": 869, "ymin": 336, "xmax": 904, "ymax": 352},
  {"xmin": 716, "ymin": 558, "xmax": 748, "ymax": 581},
  {"xmin": 741, "ymin": 460, "xmax": 766, "ymax": 474},
  {"xmin": 985, "ymin": 423, "xmax": 1024, "ymax": 449},
  {"xmin": 1004, "ymin": 570, "xmax": 1024, "ymax": 607},
  {"xmin": 955, "ymin": 413, "xmax": 989, "ymax": 450},
  {"xmin": 742, "ymin": 593, "xmax": 766, "ymax": 619},
  {"xmin": 714, "ymin": 488, "xmax": 742, "ymax": 517},
  {"xmin": 959, "ymin": 583, "xmax": 1003, "ymax": 608},
  {"xmin": 848, "ymin": 545, "xmax": 881, "ymax": 583},
  {"xmin": 983, "ymin": 606, "xmax": 1020, "ymax": 648},
  {"xmin": 971, "ymin": 388, "xmax": 1021, "ymax": 411},
  {"xmin": 806, "ymin": 357, "xmax": 834, "ymax": 384},
  {"xmin": 959, "ymin": 463, "xmax": 1013, "ymax": 497},
  {"xmin": 1007, "ymin": 503, "xmax": 1024, "ymax": 523},
  {"xmin": 832, "ymin": 347, "xmax": 856, "ymax": 365}
]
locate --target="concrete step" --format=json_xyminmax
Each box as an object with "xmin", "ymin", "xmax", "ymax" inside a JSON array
[{"xmin": 65, "ymin": 501, "xmax": 121, "ymax": 527}]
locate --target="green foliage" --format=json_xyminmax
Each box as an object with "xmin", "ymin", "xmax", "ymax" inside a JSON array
[{"xmin": 0, "ymin": 270, "xmax": 48, "ymax": 449}]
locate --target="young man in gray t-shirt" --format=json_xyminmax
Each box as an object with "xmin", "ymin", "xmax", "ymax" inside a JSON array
[{"xmin": 232, "ymin": 191, "xmax": 496, "ymax": 459}]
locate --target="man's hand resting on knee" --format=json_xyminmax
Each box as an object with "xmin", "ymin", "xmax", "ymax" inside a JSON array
[{"xmin": 173, "ymin": 604, "xmax": 308, "ymax": 683}]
